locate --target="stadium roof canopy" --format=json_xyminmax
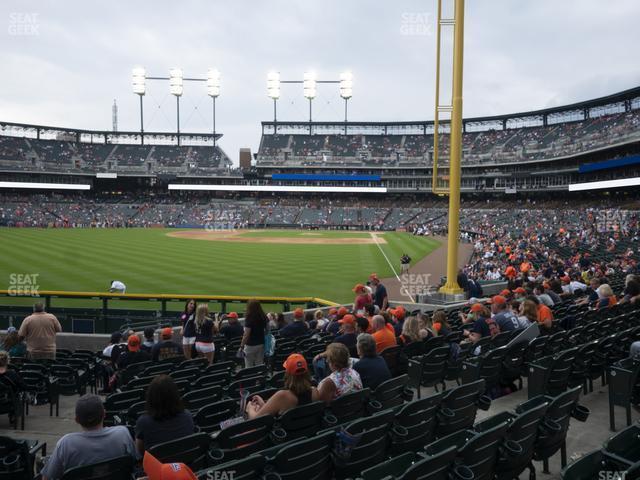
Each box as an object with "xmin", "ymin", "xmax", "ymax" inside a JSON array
[{"xmin": 261, "ymin": 85, "xmax": 640, "ymax": 135}]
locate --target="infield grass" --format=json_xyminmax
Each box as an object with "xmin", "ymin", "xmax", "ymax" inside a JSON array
[{"xmin": 0, "ymin": 228, "xmax": 440, "ymax": 306}]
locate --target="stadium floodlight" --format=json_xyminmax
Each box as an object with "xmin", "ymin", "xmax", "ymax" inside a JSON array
[
  {"xmin": 339, "ymin": 71, "xmax": 353, "ymax": 130},
  {"xmin": 207, "ymin": 69, "xmax": 221, "ymax": 146},
  {"xmin": 303, "ymin": 71, "xmax": 317, "ymax": 122},
  {"xmin": 267, "ymin": 71, "xmax": 280, "ymax": 123},
  {"xmin": 132, "ymin": 67, "xmax": 146, "ymax": 141},
  {"xmin": 169, "ymin": 68, "xmax": 183, "ymax": 140},
  {"xmin": 132, "ymin": 67, "xmax": 146, "ymax": 95}
]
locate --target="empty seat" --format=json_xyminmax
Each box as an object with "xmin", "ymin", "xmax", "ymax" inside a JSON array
[
  {"xmin": 369, "ymin": 374, "xmax": 413, "ymax": 411},
  {"xmin": 193, "ymin": 399, "xmax": 238, "ymax": 433},
  {"xmin": 276, "ymin": 400, "xmax": 325, "ymax": 440},
  {"xmin": 265, "ymin": 430, "xmax": 334, "ymax": 480},
  {"xmin": 436, "ymin": 379, "xmax": 490, "ymax": 437},
  {"xmin": 60, "ymin": 454, "xmax": 134, "ymax": 480},
  {"xmin": 407, "ymin": 346, "xmax": 450, "ymax": 397},
  {"xmin": 391, "ymin": 391, "xmax": 443, "ymax": 453},
  {"xmin": 147, "ymin": 432, "xmax": 211, "ymax": 472}
]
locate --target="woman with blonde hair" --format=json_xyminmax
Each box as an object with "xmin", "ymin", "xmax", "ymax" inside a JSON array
[
  {"xmin": 518, "ymin": 300, "xmax": 537, "ymax": 327},
  {"xmin": 399, "ymin": 316, "xmax": 421, "ymax": 345},
  {"xmin": 194, "ymin": 303, "xmax": 217, "ymax": 364},
  {"xmin": 317, "ymin": 343, "xmax": 362, "ymax": 403}
]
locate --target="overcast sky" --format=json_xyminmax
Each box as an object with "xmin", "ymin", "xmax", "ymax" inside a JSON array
[{"xmin": 2, "ymin": 0, "xmax": 639, "ymax": 164}]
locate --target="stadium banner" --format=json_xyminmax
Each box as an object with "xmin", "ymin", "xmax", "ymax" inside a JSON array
[{"xmin": 271, "ymin": 173, "xmax": 381, "ymax": 182}]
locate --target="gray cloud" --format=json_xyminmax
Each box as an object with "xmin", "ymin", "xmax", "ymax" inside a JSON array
[{"xmin": 1, "ymin": 0, "xmax": 638, "ymax": 164}]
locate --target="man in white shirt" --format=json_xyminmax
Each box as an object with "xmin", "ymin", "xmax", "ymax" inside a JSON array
[{"xmin": 109, "ymin": 280, "xmax": 126, "ymax": 293}]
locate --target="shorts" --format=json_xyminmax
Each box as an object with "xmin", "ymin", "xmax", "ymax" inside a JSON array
[
  {"xmin": 182, "ymin": 336, "xmax": 196, "ymax": 346},
  {"xmin": 195, "ymin": 342, "xmax": 215, "ymax": 354}
]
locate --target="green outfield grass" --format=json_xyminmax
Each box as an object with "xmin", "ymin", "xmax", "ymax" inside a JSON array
[{"xmin": 0, "ymin": 228, "xmax": 440, "ymax": 305}]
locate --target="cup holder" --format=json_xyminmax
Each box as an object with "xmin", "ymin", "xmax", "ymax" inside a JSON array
[
  {"xmin": 571, "ymin": 405, "xmax": 590, "ymax": 422},
  {"xmin": 477, "ymin": 395, "xmax": 492, "ymax": 411},
  {"xmin": 451, "ymin": 465, "xmax": 474, "ymax": 480}
]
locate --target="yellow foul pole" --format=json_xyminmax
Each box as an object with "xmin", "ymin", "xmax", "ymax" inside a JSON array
[{"xmin": 439, "ymin": 0, "xmax": 465, "ymax": 295}]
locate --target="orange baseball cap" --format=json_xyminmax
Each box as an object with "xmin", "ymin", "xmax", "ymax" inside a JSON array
[
  {"xmin": 127, "ymin": 335, "xmax": 141, "ymax": 352},
  {"xmin": 329, "ymin": 308, "xmax": 338, "ymax": 315},
  {"xmin": 226, "ymin": 311, "xmax": 239, "ymax": 319},
  {"xmin": 293, "ymin": 308, "xmax": 304, "ymax": 319},
  {"xmin": 339, "ymin": 314, "xmax": 356, "ymax": 326},
  {"xmin": 161, "ymin": 327, "xmax": 173, "ymax": 339},
  {"xmin": 392, "ymin": 306, "xmax": 406, "ymax": 320},
  {"xmin": 369, "ymin": 273, "xmax": 379, "ymax": 281},
  {"xmin": 500, "ymin": 289, "xmax": 511, "ymax": 297},
  {"xmin": 352, "ymin": 283, "xmax": 366, "ymax": 293},
  {"xmin": 470, "ymin": 303, "xmax": 484, "ymax": 313},
  {"xmin": 283, "ymin": 353, "xmax": 308, "ymax": 376},
  {"xmin": 144, "ymin": 452, "xmax": 197, "ymax": 480},
  {"xmin": 490, "ymin": 295, "xmax": 507, "ymax": 305},
  {"xmin": 337, "ymin": 306, "xmax": 349, "ymax": 317},
  {"xmin": 514, "ymin": 287, "xmax": 526, "ymax": 294}
]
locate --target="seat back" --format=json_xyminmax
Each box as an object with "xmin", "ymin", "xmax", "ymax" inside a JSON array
[
  {"xmin": 193, "ymin": 399, "xmax": 238, "ymax": 433},
  {"xmin": 194, "ymin": 372, "xmax": 230, "ymax": 389},
  {"xmin": 327, "ymin": 388, "xmax": 370, "ymax": 424},
  {"xmin": 236, "ymin": 365, "xmax": 267, "ymax": 381},
  {"xmin": 214, "ymin": 415, "xmax": 274, "ymax": 461},
  {"xmin": 371, "ymin": 374, "xmax": 411, "ymax": 410},
  {"xmin": 103, "ymin": 389, "xmax": 144, "ymax": 412},
  {"xmin": 392, "ymin": 392, "xmax": 443, "ymax": 452},
  {"xmin": 534, "ymin": 386, "xmax": 583, "ymax": 462},
  {"xmin": 437, "ymin": 379, "xmax": 487, "ymax": 437},
  {"xmin": 183, "ymin": 386, "xmax": 223, "ymax": 411},
  {"xmin": 380, "ymin": 345, "xmax": 406, "ymax": 376},
  {"xmin": 458, "ymin": 421, "xmax": 509, "ymax": 480},
  {"xmin": 197, "ymin": 455, "xmax": 265, "ymax": 480},
  {"xmin": 60, "ymin": 455, "xmax": 134, "ymax": 480},
  {"xmin": 177, "ymin": 358, "xmax": 209, "ymax": 370},
  {"xmin": 409, "ymin": 346, "xmax": 449, "ymax": 391},
  {"xmin": 271, "ymin": 430, "xmax": 334, "ymax": 480},
  {"xmin": 278, "ymin": 400, "xmax": 325, "ymax": 439},
  {"xmin": 226, "ymin": 376, "xmax": 267, "ymax": 398},
  {"xmin": 170, "ymin": 367, "xmax": 201, "ymax": 382},
  {"xmin": 148, "ymin": 432, "xmax": 211, "ymax": 471}
]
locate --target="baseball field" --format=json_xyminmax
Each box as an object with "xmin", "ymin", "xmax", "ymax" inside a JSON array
[{"xmin": 0, "ymin": 228, "xmax": 441, "ymax": 306}]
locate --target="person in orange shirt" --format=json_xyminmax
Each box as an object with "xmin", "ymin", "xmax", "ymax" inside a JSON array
[
  {"xmin": 505, "ymin": 265, "xmax": 517, "ymax": 279},
  {"xmin": 370, "ymin": 315, "xmax": 397, "ymax": 354}
]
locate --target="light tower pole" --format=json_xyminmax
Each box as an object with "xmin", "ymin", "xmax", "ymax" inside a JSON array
[
  {"xmin": 207, "ymin": 69, "xmax": 221, "ymax": 146},
  {"xmin": 169, "ymin": 68, "xmax": 183, "ymax": 145},
  {"xmin": 131, "ymin": 67, "xmax": 146, "ymax": 144}
]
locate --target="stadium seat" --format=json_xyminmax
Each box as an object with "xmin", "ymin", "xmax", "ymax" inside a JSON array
[
  {"xmin": 59, "ymin": 455, "xmax": 134, "ymax": 480},
  {"xmin": 20, "ymin": 370, "xmax": 59, "ymax": 417},
  {"xmin": 602, "ymin": 424, "xmax": 640, "ymax": 471},
  {"xmin": 435, "ymin": 379, "xmax": 490, "ymax": 438},
  {"xmin": 390, "ymin": 391, "xmax": 443, "ymax": 453},
  {"xmin": 193, "ymin": 399, "xmax": 238, "ymax": 433},
  {"xmin": 210, "ymin": 415, "xmax": 276, "ymax": 465},
  {"xmin": 197, "ymin": 455, "xmax": 265, "ymax": 480},
  {"xmin": 273, "ymin": 400, "xmax": 325, "ymax": 440},
  {"xmin": 407, "ymin": 346, "xmax": 450, "ymax": 397},
  {"xmin": 263, "ymin": 430, "xmax": 334, "ymax": 480},
  {"xmin": 148, "ymin": 432, "xmax": 211, "ymax": 472},
  {"xmin": 369, "ymin": 374, "xmax": 413, "ymax": 411},
  {"xmin": 0, "ymin": 436, "xmax": 45, "ymax": 480},
  {"xmin": 359, "ymin": 447, "xmax": 467, "ymax": 480},
  {"xmin": 0, "ymin": 381, "xmax": 25, "ymax": 430},
  {"xmin": 607, "ymin": 356, "xmax": 640, "ymax": 431},
  {"xmin": 324, "ymin": 388, "xmax": 372, "ymax": 426},
  {"xmin": 560, "ymin": 449, "xmax": 633, "ymax": 480},
  {"xmin": 183, "ymin": 386, "xmax": 224, "ymax": 412},
  {"xmin": 460, "ymin": 346, "xmax": 507, "ymax": 394}
]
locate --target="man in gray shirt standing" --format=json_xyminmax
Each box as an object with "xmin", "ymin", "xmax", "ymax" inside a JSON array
[{"xmin": 41, "ymin": 394, "xmax": 138, "ymax": 480}]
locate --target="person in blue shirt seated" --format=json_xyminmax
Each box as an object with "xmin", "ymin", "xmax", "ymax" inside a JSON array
[
  {"xmin": 334, "ymin": 314, "xmax": 358, "ymax": 357},
  {"xmin": 353, "ymin": 333, "xmax": 391, "ymax": 390},
  {"xmin": 280, "ymin": 308, "xmax": 310, "ymax": 339}
]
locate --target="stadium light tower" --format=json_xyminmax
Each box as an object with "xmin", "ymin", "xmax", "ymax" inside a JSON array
[
  {"xmin": 169, "ymin": 68, "xmax": 183, "ymax": 142},
  {"xmin": 207, "ymin": 69, "xmax": 221, "ymax": 146},
  {"xmin": 267, "ymin": 71, "xmax": 281, "ymax": 123},
  {"xmin": 131, "ymin": 67, "xmax": 146, "ymax": 143},
  {"xmin": 303, "ymin": 71, "xmax": 317, "ymax": 122},
  {"xmin": 339, "ymin": 71, "xmax": 353, "ymax": 133}
]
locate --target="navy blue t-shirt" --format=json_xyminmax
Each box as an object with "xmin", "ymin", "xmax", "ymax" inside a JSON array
[
  {"xmin": 374, "ymin": 284, "xmax": 388, "ymax": 309},
  {"xmin": 280, "ymin": 321, "xmax": 309, "ymax": 339},
  {"xmin": 353, "ymin": 355, "xmax": 391, "ymax": 390}
]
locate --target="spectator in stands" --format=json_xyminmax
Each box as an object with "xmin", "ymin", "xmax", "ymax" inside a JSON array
[
  {"xmin": 620, "ymin": 279, "xmax": 640, "ymax": 305},
  {"xmin": 578, "ymin": 277, "xmax": 602, "ymax": 306},
  {"xmin": 430, "ymin": 310, "xmax": 451, "ymax": 337},
  {"xmin": 596, "ymin": 284, "xmax": 618, "ymax": 309},
  {"xmin": 280, "ymin": 308, "xmax": 310, "ymax": 338},
  {"xmin": 353, "ymin": 333, "xmax": 391, "ymax": 390},
  {"xmin": 529, "ymin": 295, "xmax": 554, "ymax": 326},
  {"xmin": 517, "ymin": 300, "xmax": 537, "ymax": 327},
  {"xmin": 317, "ymin": 343, "xmax": 362, "ymax": 403},
  {"xmin": 325, "ymin": 306, "xmax": 348, "ymax": 335},
  {"xmin": 398, "ymin": 316, "xmax": 422, "ymax": 345},
  {"xmin": 313, "ymin": 309, "xmax": 328, "ymax": 330},
  {"xmin": 219, "ymin": 312, "xmax": 244, "ymax": 340},
  {"xmin": 18, "ymin": 302, "xmax": 62, "ymax": 360},
  {"xmin": 151, "ymin": 328, "xmax": 182, "ymax": 362},
  {"xmin": 194, "ymin": 303, "xmax": 217, "ymax": 365},
  {"xmin": 334, "ymin": 314, "xmax": 358, "ymax": 357},
  {"xmin": 390, "ymin": 306, "xmax": 406, "ymax": 336},
  {"xmin": 369, "ymin": 273, "xmax": 388, "ymax": 310},
  {"xmin": 240, "ymin": 299, "xmax": 266, "ymax": 368},
  {"xmin": 40, "ymin": 394, "xmax": 137, "ymax": 480},
  {"xmin": 371, "ymin": 314, "xmax": 397, "ymax": 353},
  {"xmin": 0, "ymin": 351, "xmax": 25, "ymax": 395},
  {"xmin": 0, "ymin": 326, "xmax": 26, "ymax": 357},
  {"xmin": 135, "ymin": 375, "xmax": 195, "ymax": 453},
  {"xmin": 534, "ymin": 284, "xmax": 555, "ymax": 307},
  {"xmin": 246, "ymin": 353, "xmax": 319, "ymax": 419},
  {"xmin": 140, "ymin": 327, "xmax": 155, "ymax": 353},
  {"xmin": 179, "ymin": 299, "xmax": 197, "ymax": 359},
  {"xmin": 275, "ymin": 313, "xmax": 287, "ymax": 330},
  {"xmin": 102, "ymin": 331, "xmax": 123, "ymax": 358},
  {"xmin": 490, "ymin": 295, "xmax": 519, "ymax": 331},
  {"xmin": 117, "ymin": 335, "xmax": 151, "ymax": 369},
  {"xmin": 462, "ymin": 303, "xmax": 498, "ymax": 344},
  {"xmin": 356, "ymin": 316, "xmax": 370, "ymax": 335},
  {"xmin": 353, "ymin": 284, "xmax": 373, "ymax": 314}
]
